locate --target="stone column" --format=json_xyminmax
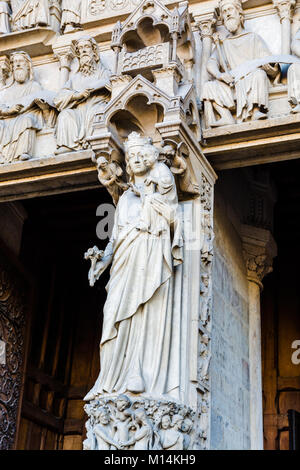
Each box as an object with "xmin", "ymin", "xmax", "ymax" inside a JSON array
[
  {"xmin": 273, "ymin": 0, "xmax": 296, "ymax": 53},
  {"xmin": 241, "ymin": 225, "xmax": 277, "ymax": 450},
  {"xmin": 194, "ymin": 13, "xmax": 216, "ymax": 98},
  {"xmin": 53, "ymin": 45, "xmax": 75, "ymax": 88}
]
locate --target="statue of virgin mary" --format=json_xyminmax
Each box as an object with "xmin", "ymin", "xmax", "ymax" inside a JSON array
[{"xmin": 84, "ymin": 132, "xmax": 183, "ymax": 402}]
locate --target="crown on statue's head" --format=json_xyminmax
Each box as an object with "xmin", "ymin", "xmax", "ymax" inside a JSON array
[{"xmin": 124, "ymin": 132, "xmax": 153, "ymax": 152}]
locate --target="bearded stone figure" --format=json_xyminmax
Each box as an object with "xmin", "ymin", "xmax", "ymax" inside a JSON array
[
  {"xmin": 0, "ymin": 51, "xmax": 45, "ymax": 163},
  {"xmin": 85, "ymin": 132, "xmax": 183, "ymax": 401},
  {"xmin": 54, "ymin": 36, "xmax": 111, "ymax": 154},
  {"xmin": 202, "ymin": 0, "xmax": 278, "ymax": 127}
]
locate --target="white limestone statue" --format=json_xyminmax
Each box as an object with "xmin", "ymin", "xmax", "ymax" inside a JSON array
[
  {"xmin": 0, "ymin": 1, "xmax": 11, "ymax": 33},
  {"xmin": 200, "ymin": 274, "xmax": 210, "ymax": 325},
  {"xmin": 11, "ymin": 0, "xmax": 50, "ymax": 30},
  {"xmin": 84, "ymin": 393, "xmax": 195, "ymax": 450},
  {"xmin": 0, "ymin": 51, "xmax": 52, "ymax": 164},
  {"xmin": 160, "ymin": 139, "xmax": 200, "ymax": 196},
  {"xmin": 198, "ymin": 334, "xmax": 211, "ymax": 381},
  {"xmin": 202, "ymin": 0, "xmax": 278, "ymax": 127},
  {"xmin": 84, "ymin": 132, "xmax": 183, "ymax": 400},
  {"xmin": 54, "ymin": 36, "xmax": 111, "ymax": 154},
  {"xmin": 159, "ymin": 413, "xmax": 184, "ymax": 450},
  {"xmin": 288, "ymin": 28, "xmax": 300, "ymax": 113},
  {"xmin": 201, "ymin": 213, "xmax": 213, "ymax": 265},
  {"xmin": 93, "ymin": 407, "xmax": 122, "ymax": 450},
  {"xmin": 123, "ymin": 408, "xmax": 158, "ymax": 450},
  {"xmin": 61, "ymin": 0, "xmax": 81, "ymax": 34},
  {"xmin": 96, "ymin": 155, "xmax": 128, "ymax": 206}
]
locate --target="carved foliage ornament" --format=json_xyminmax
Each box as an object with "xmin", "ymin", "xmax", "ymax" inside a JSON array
[{"xmin": 0, "ymin": 256, "xmax": 27, "ymax": 450}]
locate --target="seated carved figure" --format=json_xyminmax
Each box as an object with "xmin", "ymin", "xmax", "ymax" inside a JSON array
[
  {"xmin": 288, "ymin": 28, "xmax": 300, "ymax": 113},
  {"xmin": 11, "ymin": 0, "xmax": 50, "ymax": 30},
  {"xmin": 0, "ymin": 51, "xmax": 46, "ymax": 164},
  {"xmin": 61, "ymin": 0, "xmax": 82, "ymax": 34},
  {"xmin": 203, "ymin": 0, "xmax": 278, "ymax": 127},
  {"xmin": 54, "ymin": 36, "xmax": 111, "ymax": 154}
]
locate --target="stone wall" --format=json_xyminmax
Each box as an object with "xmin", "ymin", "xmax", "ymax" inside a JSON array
[{"xmin": 210, "ymin": 183, "xmax": 250, "ymax": 450}]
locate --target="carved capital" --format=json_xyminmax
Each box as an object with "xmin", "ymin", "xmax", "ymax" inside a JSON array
[
  {"xmin": 195, "ymin": 13, "xmax": 217, "ymax": 39},
  {"xmin": 240, "ymin": 225, "xmax": 277, "ymax": 289},
  {"xmin": 53, "ymin": 45, "xmax": 75, "ymax": 71},
  {"xmin": 273, "ymin": 0, "xmax": 296, "ymax": 22}
]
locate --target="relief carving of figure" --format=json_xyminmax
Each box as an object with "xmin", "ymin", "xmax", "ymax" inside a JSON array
[
  {"xmin": 198, "ymin": 334, "xmax": 211, "ymax": 381},
  {"xmin": 61, "ymin": 0, "xmax": 81, "ymax": 34},
  {"xmin": 159, "ymin": 413, "xmax": 184, "ymax": 450},
  {"xmin": 200, "ymin": 274, "xmax": 210, "ymax": 325},
  {"xmin": 288, "ymin": 28, "xmax": 300, "ymax": 113},
  {"xmin": 94, "ymin": 407, "xmax": 123, "ymax": 450},
  {"xmin": 0, "ymin": 1, "xmax": 11, "ymax": 34},
  {"xmin": 161, "ymin": 140, "xmax": 200, "ymax": 196},
  {"xmin": 11, "ymin": 0, "xmax": 50, "ymax": 30},
  {"xmin": 84, "ymin": 132, "xmax": 183, "ymax": 401},
  {"xmin": 96, "ymin": 155, "xmax": 128, "ymax": 206},
  {"xmin": 123, "ymin": 408, "xmax": 159, "ymax": 450},
  {"xmin": 0, "ymin": 51, "xmax": 50, "ymax": 164},
  {"xmin": 54, "ymin": 36, "xmax": 111, "ymax": 154},
  {"xmin": 202, "ymin": 0, "xmax": 278, "ymax": 127}
]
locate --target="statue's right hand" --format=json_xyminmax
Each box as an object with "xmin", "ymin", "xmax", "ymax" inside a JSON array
[{"xmin": 219, "ymin": 72, "xmax": 234, "ymax": 86}]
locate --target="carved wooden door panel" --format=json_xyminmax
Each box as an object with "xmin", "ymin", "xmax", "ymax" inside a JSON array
[{"xmin": 0, "ymin": 246, "xmax": 31, "ymax": 450}]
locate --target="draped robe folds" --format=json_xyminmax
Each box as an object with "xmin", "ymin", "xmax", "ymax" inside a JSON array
[
  {"xmin": 203, "ymin": 31, "xmax": 273, "ymax": 121},
  {"xmin": 288, "ymin": 62, "xmax": 300, "ymax": 105},
  {"xmin": 0, "ymin": 80, "xmax": 44, "ymax": 163},
  {"xmin": 61, "ymin": 0, "xmax": 82, "ymax": 28},
  {"xmin": 85, "ymin": 180, "xmax": 183, "ymax": 402},
  {"xmin": 0, "ymin": 2, "xmax": 10, "ymax": 33},
  {"xmin": 54, "ymin": 67, "xmax": 111, "ymax": 150},
  {"xmin": 12, "ymin": 0, "xmax": 50, "ymax": 29}
]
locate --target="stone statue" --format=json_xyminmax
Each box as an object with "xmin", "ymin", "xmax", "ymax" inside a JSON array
[
  {"xmin": 202, "ymin": 0, "xmax": 278, "ymax": 127},
  {"xmin": 201, "ymin": 214, "xmax": 213, "ymax": 265},
  {"xmin": 94, "ymin": 407, "xmax": 122, "ymax": 450},
  {"xmin": 159, "ymin": 413, "xmax": 184, "ymax": 449},
  {"xmin": 84, "ymin": 393, "xmax": 195, "ymax": 450},
  {"xmin": 61, "ymin": 0, "xmax": 81, "ymax": 34},
  {"xmin": 288, "ymin": 28, "xmax": 300, "ymax": 113},
  {"xmin": 200, "ymin": 274, "xmax": 210, "ymax": 324},
  {"xmin": 96, "ymin": 155, "xmax": 128, "ymax": 206},
  {"xmin": 84, "ymin": 132, "xmax": 183, "ymax": 400},
  {"xmin": 181, "ymin": 417, "xmax": 193, "ymax": 450},
  {"xmin": 0, "ymin": 51, "xmax": 51, "ymax": 164},
  {"xmin": 54, "ymin": 35, "xmax": 111, "ymax": 154},
  {"xmin": 123, "ymin": 408, "xmax": 158, "ymax": 450},
  {"xmin": 0, "ymin": 1, "xmax": 11, "ymax": 33},
  {"xmin": 11, "ymin": 0, "xmax": 50, "ymax": 30},
  {"xmin": 160, "ymin": 139, "xmax": 200, "ymax": 196},
  {"xmin": 198, "ymin": 334, "xmax": 211, "ymax": 381}
]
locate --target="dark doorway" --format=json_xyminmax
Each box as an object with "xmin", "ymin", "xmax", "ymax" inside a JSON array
[
  {"xmin": 261, "ymin": 158, "xmax": 300, "ymax": 450},
  {"xmin": 16, "ymin": 188, "xmax": 111, "ymax": 450}
]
